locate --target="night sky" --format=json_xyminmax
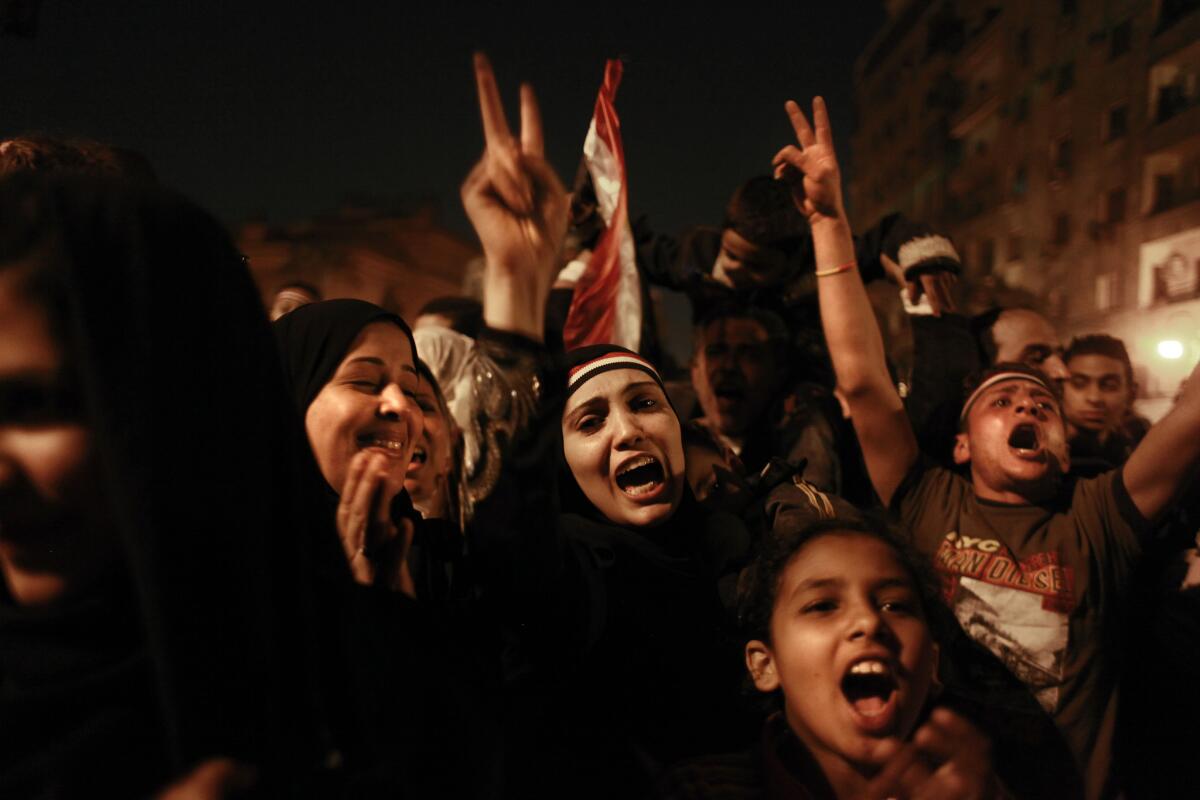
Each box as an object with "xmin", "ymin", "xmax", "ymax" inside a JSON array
[{"xmin": 2, "ymin": 1, "xmax": 886, "ymax": 240}]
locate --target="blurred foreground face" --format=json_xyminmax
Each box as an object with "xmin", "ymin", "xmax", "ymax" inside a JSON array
[
  {"xmin": 1064, "ymin": 353, "xmax": 1131, "ymax": 435},
  {"xmin": 692, "ymin": 316, "xmax": 777, "ymax": 437},
  {"xmin": 561, "ymin": 368, "xmax": 685, "ymax": 528},
  {"xmin": 0, "ymin": 270, "xmax": 116, "ymax": 605},
  {"xmin": 304, "ymin": 322, "xmax": 423, "ymax": 494},
  {"xmin": 750, "ymin": 533, "xmax": 936, "ymax": 770},
  {"xmin": 405, "ymin": 380, "xmax": 454, "ymax": 517}
]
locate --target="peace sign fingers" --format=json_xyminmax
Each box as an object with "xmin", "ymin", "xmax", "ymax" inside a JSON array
[
  {"xmin": 775, "ymin": 95, "xmax": 845, "ymax": 225},
  {"xmin": 785, "ymin": 99, "xmax": 816, "ymax": 149},
  {"xmin": 474, "ymin": 52, "xmax": 533, "ymax": 215},
  {"xmin": 519, "ymin": 82, "xmax": 544, "ymax": 158},
  {"xmin": 474, "ymin": 52, "xmax": 513, "ymax": 148}
]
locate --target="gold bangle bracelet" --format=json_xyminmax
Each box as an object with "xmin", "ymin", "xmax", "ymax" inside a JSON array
[{"xmin": 815, "ymin": 260, "xmax": 856, "ymax": 278}]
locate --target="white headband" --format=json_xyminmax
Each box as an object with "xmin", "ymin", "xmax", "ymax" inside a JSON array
[{"xmin": 959, "ymin": 371, "xmax": 1053, "ymax": 422}]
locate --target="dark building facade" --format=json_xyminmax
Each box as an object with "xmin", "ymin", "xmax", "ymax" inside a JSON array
[
  {"xmin": 238, "ymin": 203, "xmax": 481, "ymax": 322},
  {"xmin": 849, "ymin": 0, "xmax": 1200, "ymax": 412}
]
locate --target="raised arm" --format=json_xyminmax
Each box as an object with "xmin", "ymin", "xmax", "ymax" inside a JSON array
[
  {"xmin": 461, "ymin": 53, "xmax": 568, "ymax": 342},
  {"xmin": 772, "ymin": 97, "xmax": 918, "ymax": 505},
  {"xmin": 456, "ymin": 54, "xmax": 569, "ymax": 589},
  {"xmin": 1123, "ymin": 360, "xmax": 1200, "ymax": 521}
]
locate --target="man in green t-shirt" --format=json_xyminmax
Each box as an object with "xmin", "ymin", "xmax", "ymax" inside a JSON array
[{"xmin": 773, "ymin": 95, "xmax": 1200, "ymax": 799}]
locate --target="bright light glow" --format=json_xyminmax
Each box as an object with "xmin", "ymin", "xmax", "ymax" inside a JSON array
[{"xmin": 1158, "ymin": 340, "xmax": 1185, "ymax": 359}]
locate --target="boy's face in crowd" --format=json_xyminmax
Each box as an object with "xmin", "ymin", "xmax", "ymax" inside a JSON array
[
  {"xmin": 305, "ymin": 322, "xmax": 423, "ymax": 494},
  {"xmin": 990, "ymin": 309, "xmax": 1069, "ymax": 381},
  {"xmin": 714, "ymin": 228, "xmax": 791, "ymax": 290},
  {"xmin": 561, "ymin": 368, "xmax": 685, "ymax": 528},
  {"xmin": 1064, "ymin": 354, "xmax": 1132, "ymax": 435},
  {"xmin": 0, "ymin": 270, "xmax": 118, "ymax": 606},
  {"xmin": 955, "ymin": 379, "xmax": 1069, "ymax": 501},
  {"xmin": 692, "ymin": 316, "xmax": 778, "ymax": 437},
  {"xmin": 745, "ymin": 533, "xmax": 936, "ymax": 771}
]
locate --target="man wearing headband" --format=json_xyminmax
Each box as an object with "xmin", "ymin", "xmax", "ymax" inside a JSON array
[{"xmin": 783, "ymin": 92, "xmax": 1200, "ymax": 798}]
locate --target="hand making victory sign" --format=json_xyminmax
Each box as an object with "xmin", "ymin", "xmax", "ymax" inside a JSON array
[
  {"xmin": 461, "ymin": 52, "xmax": 568, "ymax": 342},
  {"xmin": 774, "ymin": 97, "xmax": 956, "ymax": 315},
  {"xmin": 773, "ymin": 97, "xmax": 846, "ymax": 229}
]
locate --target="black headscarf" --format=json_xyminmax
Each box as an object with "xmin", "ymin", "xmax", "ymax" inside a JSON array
[
  {"xmin": 558, "ymin": 344, "xmax": 688, "ymax": 525},
  {"xmin": 0, "ymin": 175, "xmax": 319, "ymax": 795},
  {"xmin": 272, "ymin": 299, "xmax": 420, "ymax": 535},
  {"xmin": 273, "ymin": 298, "xmax": 415, "ymax": 413},
  {"xmin": 273, "ymin": 299, "xmax": 485, "ymax": 795},
  {"xmin": 512, "ymin": 344, "xmax": 753, "ymax": 791}
]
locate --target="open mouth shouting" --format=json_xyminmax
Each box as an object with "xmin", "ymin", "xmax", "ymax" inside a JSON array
[
  {"xmin": 1007, "ymin": 423, "xmax": 1043, "ymax": 460},
  {"xmin": 614, "ymin": 454, "xmax": 666, "ymax": 499},
  {"xmin": 713, "ymin": 381, "xmax": 745, "ymax": 410},
  {"xmin": 841, "ymin": 657, "xmax": 901, "ymax": 735}
]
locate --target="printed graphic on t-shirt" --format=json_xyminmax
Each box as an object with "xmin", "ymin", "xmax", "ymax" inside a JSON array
[{"xmin": 934, "ymin": 532, "xmax": 1074, "ymax": 713}]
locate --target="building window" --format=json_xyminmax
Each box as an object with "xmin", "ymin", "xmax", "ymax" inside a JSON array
[
  {"xmin": 1156, "ymin": 0, "xmax": 1200, "ymax": 34},
  {"xmin": 1110, "ymin": 20, "xmax": 1132, "ymax": 59},
  {"xmin": 1106, "ymin": 187, "xmax": 1127, "ymax": 223},
  {"xmin": 1011, "ymin": 163, "xmax": 1028, "ymax": 197},
  {"xmin": 1053, "ymin": 213, "xmax": 1072, "ymax": 245},
  {"xmin": 1051, "ymin": 137, "xmax": 1073, "ymax": 180},
  {"xmin": 1008, "ymin": 235, "xmax": 1024, "ymax": 261},
  {"xmin": 1017, "ymin": 27, "xmax": 1032, "ymax": 67},
  {"xmin": 1014, "ymin": 93, "xmax": 1030, "ymax": 122},
  {"xmin": 1106, "ymin": 104, "xmax": 1128, "ymax": 140},
  {"xmin": 1153, "ymin": 174, "xmax": 1177, "ymax": 212},
  {"xmin": 1155, "ymin": 80, "xmax": 1191, "ymax": 123},
  {"xmin": 1055, "ymin": 62, "xmax": 1075, "ymax": 95},
  {"xmin": 1095, "ymin": 274, "xmax": 1115, "ymax": 312},
  {"xmin": 980, "ymin": 239, "xmax": 996, "ymax": 273}
]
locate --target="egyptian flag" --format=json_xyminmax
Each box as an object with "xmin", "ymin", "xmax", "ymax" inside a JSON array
[{"xmin": 561, "ymin": 59, "xmax": 642, "ymax": 352}]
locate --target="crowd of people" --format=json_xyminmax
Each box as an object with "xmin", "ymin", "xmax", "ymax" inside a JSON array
[{"xmin": 1, "ymin": 54, "xmax": 1198, "ymax": 799}]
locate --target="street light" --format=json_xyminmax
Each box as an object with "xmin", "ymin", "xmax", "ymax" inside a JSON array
[{"xmin": 1158, "ymin": 339, "xmax": 1185, "ymax": 359}]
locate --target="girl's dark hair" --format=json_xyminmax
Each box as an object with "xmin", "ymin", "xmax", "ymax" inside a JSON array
[{"xmin": 736, "ymin": 514, "xmax": 942, "ymax": 645}]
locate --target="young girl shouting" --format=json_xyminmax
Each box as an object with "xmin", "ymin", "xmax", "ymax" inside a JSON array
[{"xmin": 660, "ymin": 517, "xmax": 1007, "ymax": 799}]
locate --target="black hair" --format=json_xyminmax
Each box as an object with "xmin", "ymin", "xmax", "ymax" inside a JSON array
[
  {"xmin": 0, "ymin": 135, "xmax": 157, "ymax": 183},
  {"xmin": 723, "ymin": 175, "xmax": 808, "ymax": 254},
  {"xmin": 736, "ymin": 515, "xmax": 940, "ymax": 645},
  {"xmin": 416, "ymin": 295, "xmax": 483, "ymax": 338},
  {"xmin": 692, "ymin": 301, "xmax": 790, "ymax": 349},
  {"xmin": 1064, "ymin": 333, "xmax": 1135, "ymax": 389}
]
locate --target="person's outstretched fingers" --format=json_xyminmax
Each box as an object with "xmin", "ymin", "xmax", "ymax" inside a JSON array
[{"xmin": 520, "ymin": 82, "xmax": 544, "ymax": 158}]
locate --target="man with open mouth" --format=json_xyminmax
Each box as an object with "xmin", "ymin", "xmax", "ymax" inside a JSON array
[
  {"xmin": 787, "ymin": 92, "xmax": 1200, "ymax": 799},
  {"xmin": 689, "ymin": 303, "xmax": 841, "ymax": 494}
]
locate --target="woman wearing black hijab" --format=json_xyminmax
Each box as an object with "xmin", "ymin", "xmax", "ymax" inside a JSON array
[
  {"xmin": 273, "ymin": 298, "xmax": 424, "ymax": 596},
  {"xmin": 481, "ymin": 344, "xmax": 757, "ymax": 797},
  {"xmin": 273, "ymin": 297, "xmax": 496, "ymax": 797},
  {"xmin": 0, "ymin": 174, "xmax": 319, "ymax": 797},
  {"xmin": 264, "ymin": 54, "xmax": 571, "ymax": 798}
]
